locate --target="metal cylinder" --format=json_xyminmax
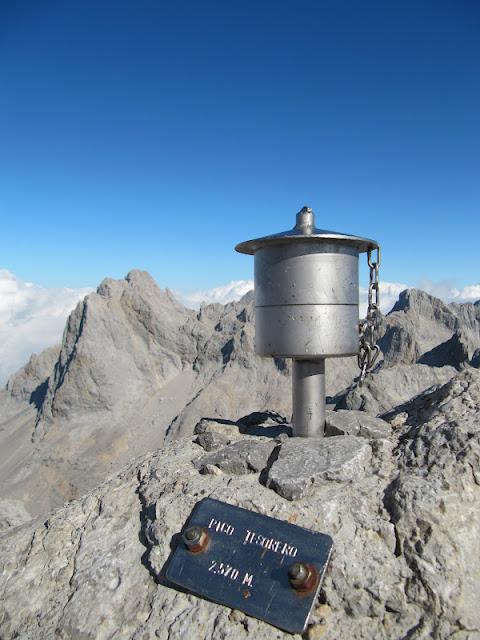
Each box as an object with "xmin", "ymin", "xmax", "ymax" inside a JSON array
[
  {"xmin": 254, "ymin": 241, "xmax": 359, "ymax": 357},
  {"xmin": 235, "ymin": 206, "xmax": 378, "ymax": 438},
  {"xmin": 292, "ymin": 359, "xmax": 326, "ymax": 437}
]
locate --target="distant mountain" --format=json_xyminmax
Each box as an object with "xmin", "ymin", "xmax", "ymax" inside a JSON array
[
  {"xmin": 0, "ymin": 271, "xmax": 292, "ymax": 519},
  {"xmin": 333, "ymin": 288, "xmax": 480, "ymax": 413},
  {"xmin": 1, "ymin": 269, "xmax": 479, "ymax": 386},
  {"xmin": 0, "ymin": 270, "xmax": 479, "ymax": 526}
]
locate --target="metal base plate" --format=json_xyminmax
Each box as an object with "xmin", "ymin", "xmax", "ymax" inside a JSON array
[{"xmin": 165, "ymin": 498, "xmax": 333, "ymax": 634}]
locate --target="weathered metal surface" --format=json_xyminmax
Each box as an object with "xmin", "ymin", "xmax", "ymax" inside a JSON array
[
  {"xmin": 254, "ymin": 242, "xmax": 359, "ymax": 307},
  {"xmin": 292, "ymin": 359, "xmax": 326, "ymax": 437},
  {"xmin": 235, "ymin": 206, "xmax": 380, "ymax": 437},
  {"xmin": 165, "ymin": 497, "xmax": 333, "ymax": 634},
  {"xmin": 255, "ymin": 303, "xmax": 359, "ymax": 358}
]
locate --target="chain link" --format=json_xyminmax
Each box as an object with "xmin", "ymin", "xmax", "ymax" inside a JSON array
[{"xmin": 357, "ymin": 246, "xmax": 381, "ymax": 385}]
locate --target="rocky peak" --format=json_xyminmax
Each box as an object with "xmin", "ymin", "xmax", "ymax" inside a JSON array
[
  {"xmin": 0, "ymin": 271, "xmax": 293, "ymax": 519},
  {"xmin": 6, "ymin": 344, "xmax": 60, "ymax": 407},
  {"xmin": 35, "ymin": 270, "xmax": 197, "ymax": 431},
  {"xmin": 390, "ymin": 288, "xmax": 437, "ymax": 312},
  {"xmin": 389, "ymin": 288, "xmax": 458, "ymax": 328},
  {"xmin": 380, "ymin": 288, "xmax": 480, "ymax": 369}
]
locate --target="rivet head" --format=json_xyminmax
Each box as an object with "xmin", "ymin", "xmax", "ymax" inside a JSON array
[
  {"xmin": 182, "ymin": 526, "xmax": 209, "ymax": 553},
  {"xmin": 288, "ymin": 562, "xmax": 319, "ymax": 592},
  {"xmin": 183, "ymin": 526, "xmax": 202, "ymax": 544},
  {"xmin": 289, "ymin": 562, "xmax": 308, "ymax": 582}
]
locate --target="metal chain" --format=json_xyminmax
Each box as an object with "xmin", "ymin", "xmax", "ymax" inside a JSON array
[{"xmin": 357, "ymin": 246, "xmax": 381, "ymax": 385}]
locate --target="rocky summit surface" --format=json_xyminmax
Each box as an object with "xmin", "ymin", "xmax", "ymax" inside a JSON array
[
  {"xmin": 1, "ymin": 272, "xmax": 479, "ymax": 525},
  {"xmin": 0, "ymin": 269, "xmax": 479, "ymax": 640},
  {"xmin": 1, "ymin": 368, "xmax": 480, "ymax": 640}
]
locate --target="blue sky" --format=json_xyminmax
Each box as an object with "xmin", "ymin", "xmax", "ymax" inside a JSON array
[{"xmin": 0, "ymin": 0, "xmax": 479, "ymax": 291}]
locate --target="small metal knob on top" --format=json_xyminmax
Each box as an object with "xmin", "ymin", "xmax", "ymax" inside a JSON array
[{"xmin": 295, "ymin": 206, "xmax": 315, "ymax": 235}]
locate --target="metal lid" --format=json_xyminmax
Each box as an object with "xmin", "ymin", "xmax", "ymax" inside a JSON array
[{"xmin": 235, "ymin": 206, "xmax": 378, "ymax": 255}]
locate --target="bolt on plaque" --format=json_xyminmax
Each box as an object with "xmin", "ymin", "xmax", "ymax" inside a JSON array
[{"xmin": 165, "ymin": 497, "xmax": 333, "ymax": 634}]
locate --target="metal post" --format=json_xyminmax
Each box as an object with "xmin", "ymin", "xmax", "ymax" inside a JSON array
[{"xmin": 292, "ymin": 359, "xmax": 326, "ymax": 437}]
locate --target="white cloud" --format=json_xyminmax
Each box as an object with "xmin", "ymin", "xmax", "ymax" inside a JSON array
[
  {"xmin": 174, "ymin": 280, "xmax": 254, "ymax": 308},
  {"xmin": 457, "ymin": 285, "xmax": 480, "ymax": 300},
  {"xmin": 417, "ymin": 278, "xmax": 480, "ymax": 303},
  {"xmin": 0, "ymin": 270, "xmax": 92, "ymax": 385}
]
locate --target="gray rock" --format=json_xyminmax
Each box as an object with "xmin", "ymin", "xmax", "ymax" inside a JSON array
[
  {"xmin": 470, "ymin": 348, "xmax": 480, "ymax": 368},
  {"xmin": 200, "ymin": 463, "xmax": 224, "ymax": 476},
  {"xmin": 338, "ymin": 289, "xmax": 480, "ymax": 417},
  {"xmin": 1, "ymin": 369, "xmax": 480, "ymax": 639},
  {"xmin": 194, "ymin": 431, "xmax": 233, "ymax": 451},
  {"xmin": 266, "ymin": 436, "xmax": 372, "ymax": 500},
  {"xmin": 193, "ymin": 418, "xmax": 240, "ymax": 438},
  {"xmin": 325, "ymin": 409, "xmax": 391, "ymax": 438},
  {"xmin": 0, "ymin": 499, "xmax": 31, "ymax": 531},
  {"xmin": 377, "ymin": 289, "xmax": 455, "ymax": 369},
  {"xmin": 194, "ymin": 439, "xmax": 277, "ymax": 475},
  {"xmin": 381, "ymin": 289, "xmax": 480, "ymax": 367},
  {"xmin": 381, "ymin": 366, "xmax": 480, "ymax": 430},
  {"xmin": 334, "ymin": 363, "xmax": 456, "ymax": 415},
  {"xmin": 418, "ymin": 329, "xmax": 472, "ymax": 369},
  {"xmin": 6, "ymin": 345, "xmax": 60, "ymax": 407},
  {"xmin": 378, "ymin": 323, "xmax": 421, "ymax": 366},
  {"xmin": 387, "ymin": 411, "xmax": 409, "ymax": 429}
]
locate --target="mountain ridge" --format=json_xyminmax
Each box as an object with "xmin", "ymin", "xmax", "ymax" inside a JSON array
[{"xmin": 1, "ymin": 269, "xmax": 479, "ymax": 525}]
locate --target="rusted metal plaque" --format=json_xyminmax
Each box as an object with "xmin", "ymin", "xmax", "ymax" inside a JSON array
[{"xmin": 165, "ymin": 498, "xmax": 333, "ymax": 633}]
